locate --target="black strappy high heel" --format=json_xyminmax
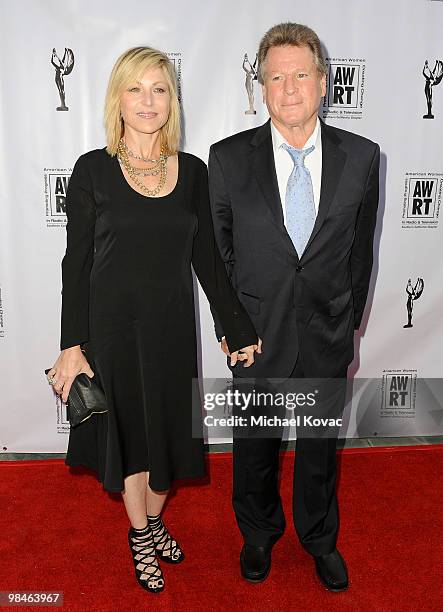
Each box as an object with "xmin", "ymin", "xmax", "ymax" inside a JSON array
[
  {"xmin": 148, "ymin": 514, "xmax": 184, "ymax": 564},
  {"xmin": 128, "ymin": 524, "xmax": 165, "ymax": 592}
]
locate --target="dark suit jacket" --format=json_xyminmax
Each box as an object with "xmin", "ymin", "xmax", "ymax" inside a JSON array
[{"xmin": 208, "ymin": 118, "xmax": 380, "ymax": 378}]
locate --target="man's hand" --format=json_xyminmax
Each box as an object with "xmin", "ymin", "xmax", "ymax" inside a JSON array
[
  {"xmin": 47, "ymin": 346, "xmax": 94, "ymax": 403},
  {"xmin": 220, "ymin": 337, "xmax": 263, "ymax": 367}
]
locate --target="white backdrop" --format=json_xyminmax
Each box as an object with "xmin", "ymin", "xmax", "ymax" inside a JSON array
[{"xmin": 1, "ymin": 0, "xmax": 442, "ymax": 452}]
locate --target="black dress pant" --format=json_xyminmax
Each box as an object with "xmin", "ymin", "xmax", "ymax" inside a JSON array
[{"xmin": 232, "ymin": 359, "xmax": 347, "ymax": 556}]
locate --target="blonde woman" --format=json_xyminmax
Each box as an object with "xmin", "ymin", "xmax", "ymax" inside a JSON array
[{"xmin": 47, "ymin": 47, "xmax": 259, "ymax": 594}]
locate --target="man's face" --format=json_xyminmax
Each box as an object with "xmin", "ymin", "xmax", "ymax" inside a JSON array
[{"xmin": 262, "ymin": 45, "xmax": 326, "ymax": 131}]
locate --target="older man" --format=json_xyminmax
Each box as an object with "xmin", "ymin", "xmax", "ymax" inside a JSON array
[{"xmin": 208, "ymin": 22, "xmax": 380, "ymax": 590}]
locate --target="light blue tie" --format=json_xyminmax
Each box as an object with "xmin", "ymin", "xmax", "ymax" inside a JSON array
[{"xmin": 282, "ymin": 143, "xmax": 315, "ymax": 257}]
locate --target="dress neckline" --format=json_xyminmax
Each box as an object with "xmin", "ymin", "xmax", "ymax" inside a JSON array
[{"xmin": 113, "ymin": 150, "xmax": 181, "ymax": 199}]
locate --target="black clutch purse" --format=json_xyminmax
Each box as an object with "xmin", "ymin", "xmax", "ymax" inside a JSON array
[{"xmin": 45, "ymin": 348, "xmax": 107, "ymax": 427}]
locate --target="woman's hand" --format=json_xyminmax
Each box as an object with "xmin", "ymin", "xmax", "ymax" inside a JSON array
[
  {"xmin": 47, "ymin": 346, "xmax": 94, "ymax": 403},
  {"xmin": 220, "ymin": 337, "xmax": 263, "ymax": 367}
]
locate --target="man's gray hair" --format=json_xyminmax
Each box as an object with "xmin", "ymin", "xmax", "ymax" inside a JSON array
[{"xmin": 257, "ymin": 22, "xmax": 327, "ymax": 84}]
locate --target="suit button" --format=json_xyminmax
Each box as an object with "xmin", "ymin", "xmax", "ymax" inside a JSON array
[{"xmin": 296, "ymin": 265, "xmax": 304, "ymax": 272}]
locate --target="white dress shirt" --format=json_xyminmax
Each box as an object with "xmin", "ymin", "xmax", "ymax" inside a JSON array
[{"xmin": 271, "ymin": 117, "xmax": 322, "ymax": 222}]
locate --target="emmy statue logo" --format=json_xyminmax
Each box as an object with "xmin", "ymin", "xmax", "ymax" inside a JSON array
[
  {"xmin": 51, "ymin": 47, "xmax": 75, "ymax": 111},
  {"xmin": 403, "ymin": 278, "xmax": 424, "ymax": 328},
  {"xmin": 243, "ymin": 53, "xmax": 258, "ymax": 115},
  {"xmin": 422, "ymin": 60, "xmax": 443, "ymax": 119}
]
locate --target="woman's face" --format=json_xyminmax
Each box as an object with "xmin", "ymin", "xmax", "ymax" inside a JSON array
[{"xmin": 120, "ymin": 66, "xmax": 171, "ymax": 137}]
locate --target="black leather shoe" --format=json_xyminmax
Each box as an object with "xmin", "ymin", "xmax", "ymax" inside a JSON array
[
  {"xmin": 314, "ymin": 549, "xmax": 349, "ymax": 592},
  {"xmin": 240, "ymin": 544, "xmax": 271, "ymax": 583}
]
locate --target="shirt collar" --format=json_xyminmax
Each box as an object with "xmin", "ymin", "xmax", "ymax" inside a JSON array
[{"xmin": 271, "ymin": 116, "xmax": 321, "ymax": 154}]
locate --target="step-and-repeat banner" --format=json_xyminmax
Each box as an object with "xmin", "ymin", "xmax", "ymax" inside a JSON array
[{"xmin": 1, "ymin": 0, "xmax": 442, "ymax": 452}]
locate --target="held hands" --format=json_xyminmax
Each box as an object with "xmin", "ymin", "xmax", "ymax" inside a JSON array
[
  {"xmin": 47, "ymin": 346, "xmax": 94, "ymax": 403},
  {"xmin": 220, "ymin": 337, "xmax": 263, "ymax": 367}
]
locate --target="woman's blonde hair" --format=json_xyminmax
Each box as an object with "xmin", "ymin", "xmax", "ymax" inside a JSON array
[{"xmin": 104, "ymin": 46, "xmax": 180, "ymax": 156}]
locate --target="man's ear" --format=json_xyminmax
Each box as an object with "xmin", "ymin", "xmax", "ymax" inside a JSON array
[{"xmin": 261, "ymin": 83, "xmax": 266, "ymax": 104}]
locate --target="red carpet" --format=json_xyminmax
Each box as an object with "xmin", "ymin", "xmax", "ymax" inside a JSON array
[{"xmin": 1, "ymin": 446, "xmax": 442, "ymax": 611}]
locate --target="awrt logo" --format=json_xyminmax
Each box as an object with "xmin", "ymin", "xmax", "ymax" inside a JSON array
[
  {"xmin": 329, "ymin": 65, "xmax": 359, "ymax": 106},
  {"xmin": 322, "ymin": 58, "xmax": 366, "ymax": 120},
  {"xmin": 409, "ymin": 178, "xmax": 436, "ymax": 216},
  {"xmin": 402, "ymin": 173, "xmax": 442, "ymax": 229},
  {"xmin": 386, "ymin": 375, "xmax": 412, "ymax": 408},
  {"xmin": 381, "ymin": 370, "xmax": 417, "ymax": 418},
  {"xmin": 50, "ymin": 175, "xmax": 69, "ymax": 214},
  {"xmin": 44, "ymin": 167, "xmax": 71, "ymax": 228}
]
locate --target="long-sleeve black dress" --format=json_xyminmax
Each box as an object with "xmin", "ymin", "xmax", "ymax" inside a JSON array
[{"xmin": 61, "ymin": 149, "xmax": 257, "ymax": 492}]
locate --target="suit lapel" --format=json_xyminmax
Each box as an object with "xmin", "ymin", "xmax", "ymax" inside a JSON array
[
  {"xmin": 251, "ymin": 120, "xmax": 284, "ymax": 226},
  {"xmin": 251, "ymin": 121, "xmax": 300, "ymax": 260},
  {"xmin": 301, "ymin": 120, "xmax": 347, "ymax": 258}
]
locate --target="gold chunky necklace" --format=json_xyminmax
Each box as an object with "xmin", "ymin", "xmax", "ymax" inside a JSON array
[
  {"xmin": 125, "ymin": 145, "xmax": 161, "ymax": 163},
  {"xmin": 117, "ymin": 139, "xmax": 168, "ymax": 197}
]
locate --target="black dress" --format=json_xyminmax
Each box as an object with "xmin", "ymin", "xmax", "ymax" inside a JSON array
[{"xmin": 61, "ymin": 149, "xmax": 257, "ymax": 492}]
